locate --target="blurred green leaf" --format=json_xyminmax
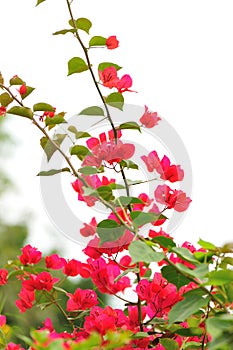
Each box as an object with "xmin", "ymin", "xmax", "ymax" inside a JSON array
[
  {"xmin": 79, "ymin": 106, "xmax": 104, "ymax": 116},
  {"xmin": 119, "ymin": 121, "xmax": 141, "ymax": 132},
  {"xmin": 33, "ymin": 103, "xmax": 54, "ymax": 112},
  {"xmin": 152, "ymin": 235, "xmax": 176, "ymax": 249},
  {"xmin": 130, "ymin": 211, "xmax": 166, "ymax": 227},
  {"xmin": 98, "ymin": 62, "xmax": 122, "ymax": 71},
  {"xmin": 0, "ymin": 92, "xmax": 13, "ymax": 107},
  {"xmin": 70, "ymin": 145, "xmax": 91, "ymax": 160},
  {"xmin": 89, "ymin": 36, "xmax": 106, "ymax": 47},
  {"xmin": 97, "ymin": 220, "xmax": 125, "ymax": 245},
  {"xmin": 160, "ymin": 338, "xmax": 179, "ymax": 350},
  {"xmin": 40, "ymin": 134, "xmax": 66, "ymax": 161},
  {"xmin": 9, "ymin": 75, "xmax": 25, "ymax": 85},
  {"xmin": 68, "ymin": 126, "xmax": 90, "ymax": 139},
  {"xmin": 120, "ymin": 159, "xmax": 138, "ymax": 170},
  {"xmin": 36, "ymin": 0, "xmax": 46, "ymax": 5},
  {"xmin": 53, "ymin": 28, "xmax": 76, "ymax": 35},
  {"xmin": 161, "ymin": 265, "xmax": 191, "ymax": 289},
  {"xmin": 206, "ymin": 270, "xmax": 233, "ymax": 286},
  {"xmin": 198, "ymin": 238, "xmax": 216, "ymax": 250},
  {"xmin": 106, "ymin": 92, "xmax": 124, "ymax": 110},
  {"xmin": 68, "ymin": 57, "xmax": 89, "ymax": 75},
  {"xmin": 129, "ymin": 240, "xmax": 164, "ymax": 264},
  {"xmin": 171, "ymin": 247, "xmax": 199, "ymax": 265},
  {"xmin": 37, "ymin": 168, "xmax": 70, "ymax": 176},
  {"xmin": 7, "ymin": 106, "xmax": 33, "ymax": 119},
  {"xmin": 45, "ymin": 114, "xmax": 66, "ymax": 126}
]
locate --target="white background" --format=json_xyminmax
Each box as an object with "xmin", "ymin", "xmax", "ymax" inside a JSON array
[{"xmin": 1, "ymin": 0, "xmax": 233, "ymax": 257}]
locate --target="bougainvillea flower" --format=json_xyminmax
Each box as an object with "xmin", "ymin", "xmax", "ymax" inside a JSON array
[
  {"xmin": 45, "ymin": 254, "xmax": 66, "ymax": 269},
  {"xmin": 66, "ymin": 288, "xmax": 98, "ymax": 311},
  {"xmin": 140, "ymin": 105, "xmax": 161, "ymax": 128},
  {"xmin": 80, "ymin": 217, "xmax": 97, "ymax": 237},
  {"xmin": 0, "ymin": 106, "xmax": 6, "ymax": 116},
  {"xmin": 18, "ymin": 84, "xmax": 27, "ymax": 95},
  {"xmin": 154, "ymin": 184, "xmax": 191, "ymax": 212},
  {"xmin": 72, "ymin": 174, "xmax": 116, "ymax": 207},
  {"xmin": 63, "ymin": 259, "xmax": 81, "ymax": 277},
  {"xmin": 35, "ymin": 271, "xmax": 59, "ymax": 291},
  {"xmin": 39, "ymin": 107, "xmax": 56, "ymax": 122},
  {"xmin": 83, "ymin": 230, "xmax": 134, "ymax": 259},
  {"xmin": 106, "ymin": 35, "xmax": 119, "ymax": 50},
  {"xmin": 0, "ymin": 315, "xmax": 6, "ymax": 327},
  {"xmin": 84, "ymin": 130, "xmax": 135, "ymax": 167},
  {"xmin": 19, "ymin": 244, "xmax": 42, "ymax": 265},
  {"xmin": 0, "ymin": 268, "xmax": 8, "ymax": 285},
  {"xmin": 98, "ymin": 66, "xmax": 119, "ymax": 88},
  {"xmin": 116, "ymin": 74, "xmax": 133, "ymax": 93},
  {"xmin": 142, "ymin": 151, "xmax": 184, "ymax": 183},
  {"xmin": 6, "ymin": 343, "xmax": 25, "ymax": 350},
  {"xmin": 15, "ymin": 288, "xmax": 35, "ymax": 313}
]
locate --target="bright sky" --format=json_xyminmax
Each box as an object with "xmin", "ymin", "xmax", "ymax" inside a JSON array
[{"xmin": 1, "ymin": 0, "xmax": 233, "ymax": 257}]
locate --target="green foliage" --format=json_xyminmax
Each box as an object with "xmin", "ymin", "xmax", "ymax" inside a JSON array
[
  {"xmin": 97, "ymin": 219, "xmax": 125, "ymax": 244},
  {"xmin": 79, "ymin": 106, "xmax": 104, "ymax": 116},
  {"xmin": 106, "ymin": 92, "xmax": 124, "ymax": 110},
  {"xmin": 89, "ymin": 36, "xmax": 106, "ymax": 47},
  {"xmin": 0, "ymin": 92, "xmax": 13, "ymax": 107},
  {"xmin": 119, "ymin": 121, "xmax": 141, "ymax": 132},
  {"xmin": 68, "ymin": 57, "xmax": 89, "ymax": 75},
  {"xmin": 69, "ymin": 18, "xmax": 92, "ymax": 34},
  {"xmin": 7, "ymin": 106, "xmax": 33, "ymax": 119},
  {"xmin": 33, "ymin": 102, "xmax": 54, "ymax": 112},
  {"xmin": 129, "ymin": 240, "xmax": 165, "ymax": 263},
  {"xmin": 40, "ymin": 134, "xmax": 66, "ymax": 161},
  {"xmin": 68, "ymin": 126, "xmax": 90, "ymax": 139},
  {"xmin": 207, "ymin": 314, "xmax": 233, "ymax": 350},
  {"xmin": 37, "ymin": 168, "xmax": 70, "ymax": 176},
  {"xmin": 70, "ymin": 144, "xmax": 91, "ymax": 160},
  {"xmin": 98, "ymin": 62, "xmax": 122, "ymax": 72}
]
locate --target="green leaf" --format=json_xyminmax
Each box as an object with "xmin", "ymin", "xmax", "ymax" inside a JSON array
[
  {"xmin": 0, "ymin": 92, "xmax": 13, "ymax": 107},
  {"xmin": 79, "ymin": 106, "xmax": 104, "ymax": 116},
  {"xmin": 174, "ymin": 327, "xmax": 203, "ymax": 337},
  {"xmin": 53, "ymin": 28, "xmax": 76, "ymax": 35},
  {"xmin": 98, "ymin": 62, "xmax": 122, "ymax": 72},
  {"xmin": 119, "ymin": 121, "xmax": 141, "ymax": 132},
  {"xmin": 161, "ymin": 265, "xmax": 191, "ymax": 289},
  {"xmin": 78, "ymin": 166, "xmax": 99, "ymax": 175},
  {"xmin": 194, "ymin": 250, "xmax": 214, "ymax": 263},
  {"xmin": 89, "ymin": 36, "xmax": 106, "ymax": 47},
  {"xmin": 130, "ymin": 211, "xmax": 167, "ymax": 227},
  {"xmin": 70, "ymin": 145, "xmax": 91, "ymax": 160},
  {"xmin": 36, "ymin": 0, "xmax": 46, "ymax": 5},
  {"xmin": 115, "ymin": 196, "xmax": 144, "ymax": 207},
  {"xmin": 206, "ymin": 314, "xmax": 233, "ymax": 350},
  {"xmin": 206, "ymin": 269, "xmax": 233, "ymax": 286},
  {"xmin": 176, "ymin": 263, "xmax": 209, "ymax": 279},
  {"xmin": 7, "ymin": 106, "xmax": 33, "ymax": 119},
  {"xmin": 45, "ymin": 114, "xmax": 66, "ymax": 126},
  {"xmin": 97, "ymin": 185, "xmax": 114, "ymax": 201},
  {"xmin": 168, "ymin": 293, "xmax": 210, "ymax": 325},
  {"xmin": 97, "ymin": 220, "xmax": 125, "ymax": 245},
  {"xmin": 159, "ymin": 338, "xmax": 179, "ymax": 350},
  {"xmin": 129, "ymin": 240, "xmax": 164, "ymax": 264},
  {"xmin": 0, "ymin": 72, "xmax": 4, "ymax": 85},
  {"xmin": 76, "ymin": 17, "xmax": 92, "ymax": 34},
  {"xmin": 9, "ymin": 75, "xmax": 25, "ymax": 85},
  {"xmin": 40, "ymin": 134, "xmax": 66, "ymax": 161},
  {"xmin": 171, "ymin": 247, "xmax": 199, "ymax": 265},
  {"xmin": 152, "ymin": 235, "xmax": 176, "ymax": 249},
  {"xmin": 120, "ymin": 160, "xmax": 139, "ymax": 170},
  {"xmin": 68, "ymin": 57, "xmax": 89, "ymax": 75},
  {"xmin": 37, "ymin": 168, "xmax": 70, "ymax": 176},
  {"xmin": 106, "ymin": 92, "xmax": 124, "ymax": 110},
  {"xmin": 198, "ymin": 238, "xmax": 216, "ymax": 250},
  {"xmin": 33, "ymin": 103, "xmax": 54, "ymax": 112},
  {"xmin": 183, "ymin": 342, "xmax": 202, "ymax": 349},
  {"xmin": 68, "ymin": 126, "xmax": 90, "ymax": 139}
]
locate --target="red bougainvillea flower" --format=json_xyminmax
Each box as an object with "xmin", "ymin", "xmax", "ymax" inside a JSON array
[
  {"xmin": 15, "ymin": 288, "xmax": 35, "ymax": 312},
  {"xmin": 80, "ymin": 217, "xmax": 97, "ymax": 237},
  {"xmin": 0, "ymin": 106, "xmax": 6, "ymax": 116},
  {"xmin": 45, "ymin": 253, "xmax": 66, "ymax": 270},
  {"xmin": 87, "ymin": 257, "xmax": 131, "ymax": 294},
  {"xmin": 0, "ymin": 315, "xmax": 6, "ymax": 327},
  {"xmin": 154, "ymin": 184, "xmax": 191, "ymax": 212},
  {"xmin": 116, "ymin": 74, "xmax": 133, "ymax": 93},
  {"xmin": 63, "ymin": 259, "xmax": 81, "ymax": 277},
  {"xmin": 19, "ymin": 244, "xmax": 42, "ymax": 265},
  {"xmin": 72, "ymin": 174, "xmax": 116, "ymax": 207},
  {"xmin": 84, "ymin": 306, "xmax": 128, "ymax": 335},
  {"xmin": 83, "ymin": 230, "xmax": 134, "ymax": 259},
  {"xmin": 142, "ymin": 151, "xmax": 184, "ymax": 182},
  {"xmin": 0, "ymin": 268, "xmax": 8, "ymax": 285},
  {"xmin": 35, "ymin": 271, "xmax": 59, "ymax": 291},
  {"xmin": 6, "ymin": 343, "xmax": 25, "ymax": 350},
  {"xmin": 83, "ymin": 129, "xmax": 135, "ymax": 167},
  {"xmin": 140, "ymin": 105, "xmax": 161, "ymax": 128},
  {"xmin": 39, "ymin": 107, "xmax": 56, "ymax": 122},
  {"xmin": 66, "ymin": 288, "xmax": 98, "ymax": 311},
  {"xmin": 99, "ymin": 66, "xmax": 119, "ymax": 88},
  {"xmin": 18, "ymin": 84, "xmax": 27, "ymax": 95},
  {"xmin": 106, "ymin": 35, "xmax": 119, "ymax": 49}
]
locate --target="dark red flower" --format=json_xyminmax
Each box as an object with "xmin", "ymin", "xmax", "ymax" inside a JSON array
[
  {"xmin": 19, "ymin": 244, "xmax": 42, "ymax": 265},
  {"xmin": 0, "ymin": 106, "xmax": 6, "ymax": 116},
  {"xmin": 63, "ymin": 259, "xmax": 81, "ymax": 277},
  {"xmin": 66, "ymin": 288, "xmax": 98, "ymax": 311},
  {"xmin": 106, "ymin": 35, "xmax": 119, "ymax": 50},
  {"xmin": 18, "ymin": 84, "xmax": 27, "ymax": 95},
  {"xmin": 45, "ymin": 254, "xmax": 66, "ymax": 270},
  {"xmin": 35, "ymin": 271, "xmax": 59, "ymax": 291},
  {"xmin": 0, "ymin": 269, "xmax": 8, "ymax": 285}
]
